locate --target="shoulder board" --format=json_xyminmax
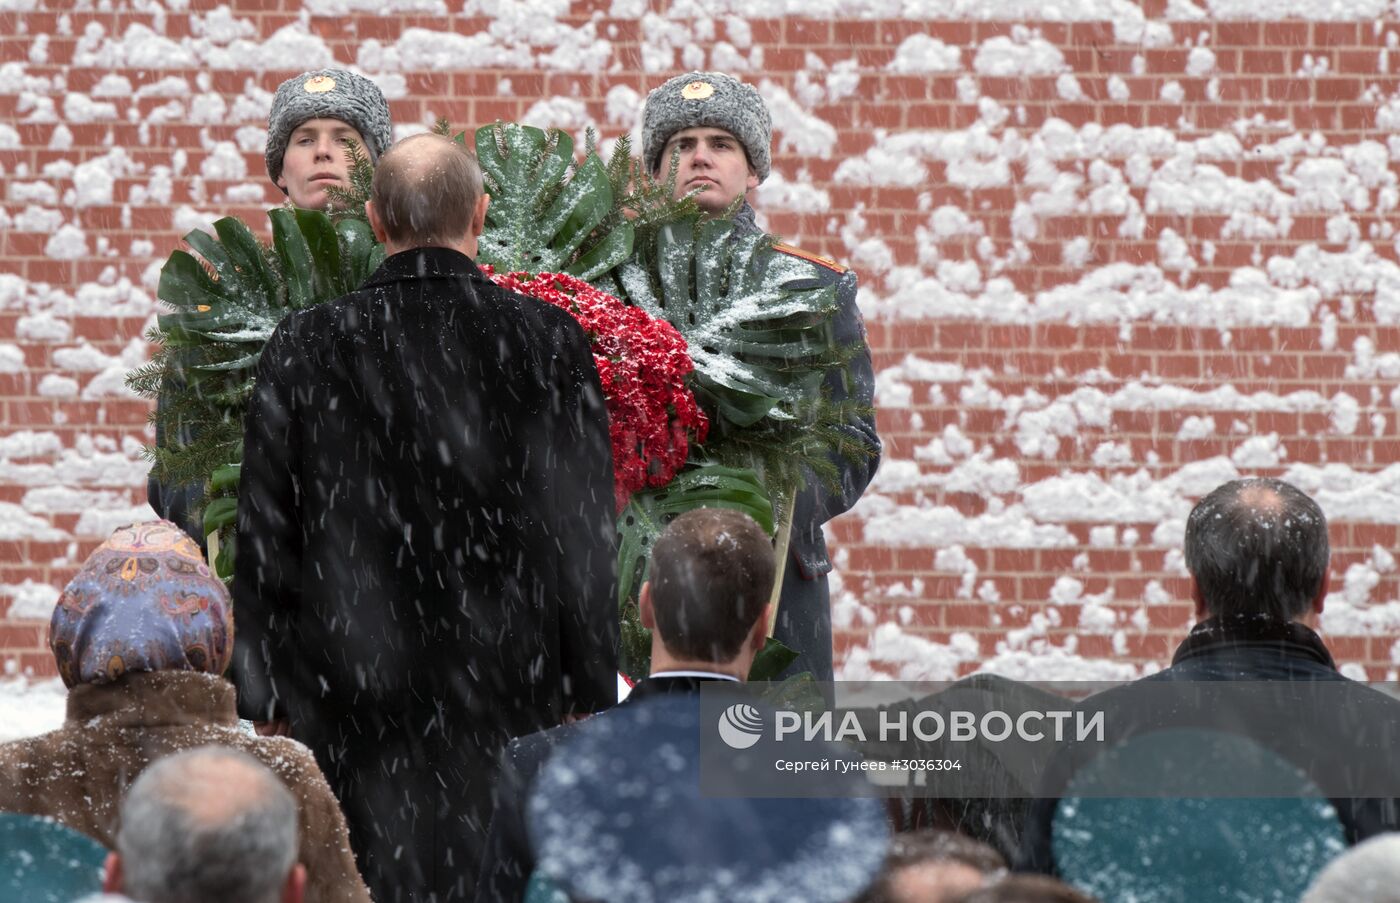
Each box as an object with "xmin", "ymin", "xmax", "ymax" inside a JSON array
[{"xmin": 771, "ymin": 242, "xmax": 848, "ymax": 274}]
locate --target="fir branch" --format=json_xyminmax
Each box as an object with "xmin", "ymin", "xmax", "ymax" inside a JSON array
[
  {"xmin": 696, "ymin": 393, "xmax": 877, "ymax": 518},
  {"xmin": 322, "ymin": 138, "xmax": 373, "ymax": 222},
  {"xmin": 621, "ymin": 150, "xmax": 702, "ymax": 238}
]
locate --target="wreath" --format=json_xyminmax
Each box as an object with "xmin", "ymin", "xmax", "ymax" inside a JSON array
[{"xmin": 128, "ymin": 121, "xmax": 872, "ymax": 681}]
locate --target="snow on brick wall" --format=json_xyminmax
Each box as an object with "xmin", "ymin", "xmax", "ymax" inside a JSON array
[{"xmin": 3, "ymin": 2, "xmax": 1400, "ymax": 684}]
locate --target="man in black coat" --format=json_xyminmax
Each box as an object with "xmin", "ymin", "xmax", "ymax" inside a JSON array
[
  {"xmin": 474, "ymin": 507, "xmax": 777, "ymax": 902},
  {"xmin": 233, "ymin": 133, "xmax": 619, "ymax": 902},
  {"xmin": 1018, "ymin": 478, "xmax": 1400, "ymax": 896}
]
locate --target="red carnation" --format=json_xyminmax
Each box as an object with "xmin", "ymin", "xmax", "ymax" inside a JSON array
[{"xmin": 484, "ymin": 268, "xmax": 709, "ymax": 512}]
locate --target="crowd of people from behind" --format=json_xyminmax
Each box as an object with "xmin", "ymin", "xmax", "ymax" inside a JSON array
[
  {"xmin": 2, "ymin": 63, "xmax": 1398, "ymax": 903},
  {"xmin": 8, "ymin": 477, "xmax": 1400, "ymax": 902}
]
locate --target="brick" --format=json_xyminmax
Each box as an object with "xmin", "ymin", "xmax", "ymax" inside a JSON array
[
  {"xmin": 1214, "ymin": 22, "xmax": 1261, "ymax": 46},
  {"xmin": 1312, "ymin": 22, "xmax": 1362, "ymax": 47},
  {"xmin": 1292, "ymin": 104, "xmax": 1339, "ymax": 130},
  {"xmin": 1337, "ymin": 50, "xmax": 1385, "ymax": 74},
  {"xmin": 4, "ymin": 9, "xmax": 1400, "ymax": 685},
  {"xmin": 1237, "ymin": 49, "xmax": 1288, "ymax": 75},
  {"xmin": 1, "ymin": 653, "xmax": 57, "ymax": 678},
  {"xmin": 1261, "ymin": 22, "xmax": 1310, "ymax": 46},
  {"xmin": 1314, "ymin": 77, "xmax": 1363, "ymax": 102},
  {"xmin": 784, "ymin": 19, "xmax": 831, "ymax": 44},
  {"xmin": 0, "ymin": 624, "xmax": 44, "ymax": 650}
]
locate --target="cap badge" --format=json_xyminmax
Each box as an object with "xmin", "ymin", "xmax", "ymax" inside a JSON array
[
  {"xmin": 304, "ymin": 75, "xmax": 336, "ymax": 94},
  {"xmin": 681, "ymin": 80, "xmax": 715, "ymax": 100}
]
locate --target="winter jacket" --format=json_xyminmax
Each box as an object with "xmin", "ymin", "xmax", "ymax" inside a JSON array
[
  {"xmin": 1018, "ymin": 616, "xmax": 1400, "ymax": 894},
  {"xmin": 233, "ymin": 246, "xmax": 619, "ymax": 901},
  {"xmin": 0, "ymin": 670, "xmax": 370, "ymax": 903},
  {"xmin": 474, "ymin": 675, "xmax": 727, "ymax": 902},
  {"xmin": 733, "ymin": 203, "xmax": 880, "ymax": 586},
  {"xmin": 733, "ymin": 203, "xmax": 881, "ymax": 682}
]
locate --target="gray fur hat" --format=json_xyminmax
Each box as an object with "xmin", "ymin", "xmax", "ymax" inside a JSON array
[
  {"xmin": 642, "ymin": 71, "xmax": 771, "ymax": 183},
  {"xmin": 265, "ymin": 68, "xmax": 393, "ymax": 190}
]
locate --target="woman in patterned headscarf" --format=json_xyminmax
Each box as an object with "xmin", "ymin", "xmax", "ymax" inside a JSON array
[
  {"xmin": 0, "ymin": 521, "xmax": 371, "ymax": 903},
  {"xmin": 48, "ymin": 520, "xmax": 234, "ymax": 687}
]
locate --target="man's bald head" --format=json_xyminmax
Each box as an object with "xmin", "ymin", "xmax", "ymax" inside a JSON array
[
  {"xmin": 1184, "ymin": 477, "xmax": 1330, "ymax": 621},
  {"xmin": 368, "ymin": 132, "xmax": 486, "ymax": 252},
  {"xmin": 115, "ymin": 747, "xmax": 299, "ymax": 903}
]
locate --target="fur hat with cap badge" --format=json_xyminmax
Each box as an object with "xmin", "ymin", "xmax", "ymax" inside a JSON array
[
  {"xmin": 265, "ymin": 68, "xmax": 393, "ymax": 192},
  {"xmin": 642, "ymin": 71, "xmax": 772, "ymax": 184}
]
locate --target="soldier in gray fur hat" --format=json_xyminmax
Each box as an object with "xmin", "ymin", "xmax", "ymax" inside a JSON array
[
  {"xmin": 642, "ymin": 72, "xmax": 882, "ymax": 684},
  {"xmin": 643, "ymin": 70, "xmax": 771, "ymax": 221},
  {"xmin": 265, "ymin": 68, "xmax": 392, "ymax": 211},
  {"xmin": 149, "ymin": 70, "xmax": 391, "ymax": 550},
  {"xmin": 148, "ymin": 70, "xmax": 392, "ymax": 548}
]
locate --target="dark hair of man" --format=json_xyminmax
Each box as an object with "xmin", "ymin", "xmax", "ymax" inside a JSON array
[
  {"xmin": 648, "ymin": 508, "xmax": 775, "ymax": 662},
  {"xmin": 954, "ymin": 875, "xmax": 1098, "ymax": 903},
  {"xmin": 369, "ymin": 132, "xmax": 483, "ymax": 248},
  {"xmin": 856, "ymin": 829, "xmax": 1007, "ymax": 903},
  {"xmin": 1183, "ymin": 477, "xmax": 1329, "ymax": 621}
]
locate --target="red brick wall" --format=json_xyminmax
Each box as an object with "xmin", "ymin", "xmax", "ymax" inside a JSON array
[{"xmin": 4, "ymin": 3, "xmax": 1400, "ymax": 682}]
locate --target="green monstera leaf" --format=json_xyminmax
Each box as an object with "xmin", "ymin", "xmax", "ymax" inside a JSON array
[
  {"xmin": 613, "ymin": 217, "xmax": 845, "ymax": 429},
  {"xmin": 474, "ymin": 123, "xmax": 632, "ymax": 281},
  {"xmin": 615, "ymin": 462, "xmax": 774, "ymax": 679},
  {"xmin": 128, "ymin": 208, "xmax": 385, "ymax": 518}
]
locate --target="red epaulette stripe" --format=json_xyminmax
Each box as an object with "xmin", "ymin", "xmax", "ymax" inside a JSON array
[{"xmin": 772, "ymin": 242, "xmax": 847, "ymax": 273}]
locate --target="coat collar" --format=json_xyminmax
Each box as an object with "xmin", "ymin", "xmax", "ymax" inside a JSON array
[
  {"xmin": 1172, "ymin": 614, "xmax": 1337, "ymax": 671},
  {"xmin": 360, "ymin": 247, "xmax": 486, "ymax": 291},
  {"xmin": 732, "ymin": 201, "xmax": 760, "ymax": 235},
  {"xmin": 626, "ymin": 674, "xmax": 735, "ymax": 703},
  {"xmin": 66, "ymin": 670, "xmax": 239, "ymax": 729}
]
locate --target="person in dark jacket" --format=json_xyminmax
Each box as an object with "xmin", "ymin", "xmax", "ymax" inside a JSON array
[
  {"xmin": 474, "ymin": 507, "xmax": 777, "ymax": 902},
  {"xmin": 233, "ymin": 133, "xmax": 619, "ymax": 902},
  {"xmin": 641, "ymin": 70, "xmax": 881, "ymax": 682},
  {"xmin": 478, "ymin": 507, "xmax": 888, "ymax": 903},
  {"xmin": 1018, "ymin": 478, "xmax": 1400, "ymax": 900},
  {"xmin": 148, "ymin": 68, "xmax": 394, "ymax": 544}
]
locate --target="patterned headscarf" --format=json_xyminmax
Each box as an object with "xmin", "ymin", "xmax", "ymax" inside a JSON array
[{"xmin": 49, "ymin": 521, "xmax": 233, "ymax": 688}]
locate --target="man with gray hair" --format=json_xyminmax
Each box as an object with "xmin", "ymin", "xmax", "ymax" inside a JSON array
[
  {"xmin": 234, "ymin": 132, "xmax": 618, "ymax": 901},
  {"xmin": 1018, "ymin": 478, "xmax": 1400, "ymax": 897},
  {"xmin": 641, "ymin": 71, "xmax": 881, "ymax": 683},
  {"xmin": 1302, "ymin": 833, "xmax": 1400, "ymax": 902},
  {"xmin": 102, "ymin": 746, "xmax": 304, "ymax": 903}
]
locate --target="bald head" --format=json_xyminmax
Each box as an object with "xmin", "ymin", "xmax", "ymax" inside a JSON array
[
  {"xmin": 139, "ymin": 746, "xmax": 289, "ymax": 826},
  {"xmin": 367, "ymin": 132, "xmax": 488, "ymax": 254},
  {"xmin": 115, "ymin": 747, "xmax": 299, "ymax": 903},
  {"xmin": 858, "ymin": 829, "xmax": 1005, "ymax": 903},
  {"xmin": 1184, "ymin": 477, "xmax": 1330, "ymax": 621}
]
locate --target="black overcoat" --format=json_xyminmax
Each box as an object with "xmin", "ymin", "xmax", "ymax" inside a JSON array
[
  {"xmin": 232, "ymin": 246, "xmax": 619, "ymax": 902},
  {"xmin": 1018, "ymin": 616, "xmax": 1400, "ymax": 883}
]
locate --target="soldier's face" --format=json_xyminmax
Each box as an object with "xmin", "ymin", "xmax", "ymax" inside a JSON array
[
  {"xmin": 277, "ymin": 118, "xmax": 368, "ymax": 210},
  {"xmin": 657, "ymin": 127, "xmax": 759, "ymax": 216}
]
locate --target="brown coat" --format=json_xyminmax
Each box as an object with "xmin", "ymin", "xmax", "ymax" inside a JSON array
[{"xmin": 0, "ymin": 670, "xmax": 372, "ymax": 903}]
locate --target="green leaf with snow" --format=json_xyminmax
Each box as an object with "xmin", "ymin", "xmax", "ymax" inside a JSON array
[
  {"xmin": 613, "ymin": 216, "xmax": 845, "ymax": 428},
  {"xmin": 474, "ymin": 122, "xmax": 632, "ymax": 280},
  {"xmin": 129, "ymin": 207, "xmax": 387, "ymax": 546}
]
